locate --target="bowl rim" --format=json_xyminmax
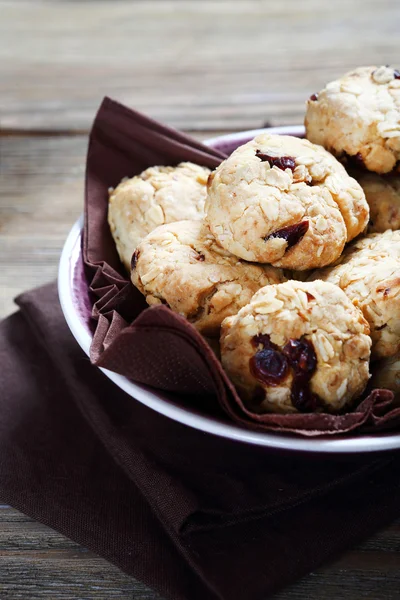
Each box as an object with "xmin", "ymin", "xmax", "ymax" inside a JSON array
[{"xmin": 58, "ymin": 125, "xmax": 400, "ymax": 453}]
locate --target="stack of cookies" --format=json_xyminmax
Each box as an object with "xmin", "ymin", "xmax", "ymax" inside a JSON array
[{"xmin": 108, "ymin": 66, "xmax": 400, "ymax": 415}]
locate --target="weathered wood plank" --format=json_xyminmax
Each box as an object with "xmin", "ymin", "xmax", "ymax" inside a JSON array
[
  {"xmin": 0, "ymin": 505, "xmax": 399, "ymax": 599},
  {"xmin": 0, "ymin": 135, "xmax": 84, "ymax": 317},
  {"xmin": 0, "ymin": 131, "xmax": 215, "ymax": 318},
  {"xmin": 0, "ymin": 506, "xmax": 160, "ymax": 598},
  {"xmin": 1, "ymin": 0, "xmax": 400, "ymax": 132}
]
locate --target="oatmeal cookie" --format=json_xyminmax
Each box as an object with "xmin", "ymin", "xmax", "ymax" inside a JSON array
[
  {"xmin": 309, "ymin": 231, "xmax": 400, "ymax": 359},
  {"xmin": 352, "ymin": 171, "xmax": 400, "ymax": 233},
  {"xmin": 131, "ymin": 220, "xmax": 285, "ymax": 337},
  {"xmin": 108, "ymin": 162, "xmax": 210, "ymax": 271},
  {"xmin": 220, "ymin": 280, "xmax": 371, "ymax": 414},
  {"xmin": 305, "ymin": 66, "xmax": 400, "ymax": 174},
  {"xmin": 205, "ymin": 134, "xmax": 368, "ymax": 269},
  {"xmin": 370, "ymin": 352, "xmax": 400, "ymax": 403}
]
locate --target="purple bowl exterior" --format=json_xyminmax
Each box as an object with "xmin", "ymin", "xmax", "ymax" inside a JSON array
[{"xmin": 72, "ymin": 234, "xmax": 94, "ymax": 336}]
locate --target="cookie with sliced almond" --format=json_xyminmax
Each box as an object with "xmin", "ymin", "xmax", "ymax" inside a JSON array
[
  {"xmin": 205, "ymin": 134, "xmax": 368, "ymax": 270},
  {"xmin": 220, "ymin": 280, "xmax": 371, "ymax": 414},
  {"xmin": 131, "ymin": 220, "xmax": 285, "ymax": 337}
]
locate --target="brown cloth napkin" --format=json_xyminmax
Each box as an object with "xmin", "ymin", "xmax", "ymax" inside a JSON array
[
  {"xmin": 1, "ymin": 282, "xmax": 400, "ymax": 600},
  {"xmin": 84, "ymin": 97, "xmax": 400, "ymax": 435}
]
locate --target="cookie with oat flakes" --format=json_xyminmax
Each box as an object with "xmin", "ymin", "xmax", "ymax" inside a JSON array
[
  {"xmin": 220, "ymin": 280, "xmax": 371, "ymax": 414},
  {"xmin": 308, "ymin": 231, "xmax": 400, "ymax": 359},
  {"xmin": 305, "ymin": 66, "xmax": 400, "ymax": 174},
  {"xmin": 108, "ymin": 162, "xmax": 210, "ymax": 271},
  {"xmin": 131, "ymin": 220, "xmax": 285, "ymax": 337},
  {"xmin": 205, "ymin": 134, "xmax": 368, "ymax": 270}
]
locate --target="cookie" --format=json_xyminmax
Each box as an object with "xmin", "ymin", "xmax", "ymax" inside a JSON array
[
  {"xmin": 108, "ymin": 162, "xmax": 210, "ymax": 271},
  {"xmin": 220, "ymin": 280, "xmax": 371, "ymax": 414},
  {"xmin": 205, "ymin": 134, "xmax": 368, "ymax": 270},
  {"xmin": 131, "ymin": 220, "xmax": 286, "ymax": 337},
  {"xmin": 370, "ymin": 353, "xmax": 400, "ymax": 403},
  {"xmin": 352, "ymin": 171, "xmax": 400, "ymax": 233},
  {"xmin": 309, "ymin": 231, "xmax": 400, "ymax": 359},
  {"xmin": 305, "ymin": 66, "xmax": 400, "ymax": 174}
]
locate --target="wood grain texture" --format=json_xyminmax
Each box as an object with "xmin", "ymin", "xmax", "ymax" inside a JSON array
[
  {"xmin": 1, "ymin": 1, "xmax": 400, "ymax": 598},
  {"xmin": 0, "ymin": 135, "xmax": 85, "ymax": 317},
  {"xmin": 0, "ymin": 130, "xmax": 215, "ymax": 318},
  {"xmin": 0, "ymin": 506, "xmax": 161, "ymax": 599},
  {"xmin": 1, "ymin": 0, "xmax": 400, "ymax": 132},
  {"xmin": 0, "ymin": 504, "xmax": 399, "ymax": 600}
]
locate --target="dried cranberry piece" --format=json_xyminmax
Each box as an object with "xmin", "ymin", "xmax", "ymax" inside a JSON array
[
  {"xmin": 283, "ymin": 337, "xmax": 319, "ymax": 412},
  {"xmin": 131, "ymin": 249, "xmax": 140, "ymax": 270},
  {"xmin": 250, "ymin": 333, "xmax": 289, "ymax": 386},
  {"xmin": 251, "ymin": 333, "xmax": 273, "ymax": 348},
  {"xmin": 255, "ymin": 151, "xmax": 296, "ymax": 172},
  {"xmin": 264, "ymin": 220, "xmax": 309, "ymax": 250},
  {"xmin": 195, "ymin": 252, "xmax": 205, "ymax": 261},
  {"xmin": 291, "ymin": 381, "xmax": 319, "ymax": 412},
  {"xmin": 250, "ymin": 348, "xmax": 289, "ymax": 386},
  {"xmin": 394, "ymin": 69, "xmax": 400, "ymax": 79},
  {"xmin": 309, "ymin": 93, "xmax": 319, "ymax": 101},
  {"xmin": 249, "ymin": 332, "xmax": 321, "ymax": 412},
  {"xmin": 283, "ymin": 337, "xmax": 317, "ymax": 375}
]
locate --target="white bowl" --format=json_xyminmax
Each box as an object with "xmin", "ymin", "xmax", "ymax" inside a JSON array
[{"xmin": 58, "ymin": 126, "xmax": 400, "ymax": 453}]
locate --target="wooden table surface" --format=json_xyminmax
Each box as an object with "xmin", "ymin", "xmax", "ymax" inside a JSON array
[{"xmin": 1, "ymin": 1, "xmax": 400, "ymax": 598}]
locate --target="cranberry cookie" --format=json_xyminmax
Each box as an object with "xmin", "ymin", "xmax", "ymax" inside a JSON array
[
  {"xmin": 306, "ymin": 66, "xmax": 400, "ymax": 174},
  {"xmin": 108, "ymin": 162, "xmax": 210, "ymax": 271},
  {"xmin": 205, "ymin": 134, "xmax": 368, "ymax": 270},
  {"xmin": 131, "ymin": 220, "xmax": 285, "ymax": 337},
  {"xmin": 309, "ymin": 231, "xmax": 400, "ymax": 359},
  {"xmin": 353, "ymin": 171, "xmax": 400, "ymax": 233},
  {"xmin": 220, "ymin": 280, "xmax": 371, "ymax": 414}
]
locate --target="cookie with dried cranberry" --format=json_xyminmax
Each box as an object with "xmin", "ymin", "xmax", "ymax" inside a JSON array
[
  {"xmin": 220, "ymin": 280, "xmax": 371, "ymax": 414},
  {"xmin": 308, "ymin": 231, "xmax": 400, "ymax": 359},
  {"xmin": 352, "ymin": 171, "xmax": 400, "ymax": 233},
  {"xmin": 205, "ymin": 134, "xmax": 368, "ymax": 270},
  {"xmin": 305, "ymin": 66, "xmax": 400, "ymax": 174},
  {"xmin": 108, "ymin": 162, "xmax": 210, "ymax": 271},
  {"xmin": 131, "ymin": 220, "xmax": 285, "ymax": 337},
  {"xmin": 370, "ymin": 352, "xmax": 400, "ymax": 404}
]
